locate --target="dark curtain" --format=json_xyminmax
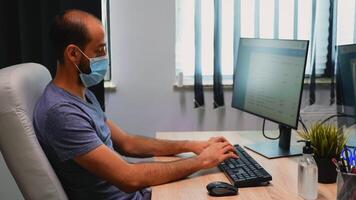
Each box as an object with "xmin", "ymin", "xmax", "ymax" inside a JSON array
[
  {"xmin": 194, "ymin": 0, "xmax": 205, "ymax": 108},
  {"xmin": 309, "ymin": 0, "xmax": 317, "ymax": 105},
  {"xmin": 0, "ymin": 0, "xmax": 105, "ymax": 110},
  {"xmin": 213, "ymin": 0, "xmax": 225, "ymax": 108},
  {"xmin": 326, "ymin": 0, "xmax": 337, "ymax": 105}
]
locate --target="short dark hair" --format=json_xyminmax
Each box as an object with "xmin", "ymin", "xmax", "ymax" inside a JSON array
[{"xmin": 50, "ymin": 10, "xmax": 91, "ymax": 64}]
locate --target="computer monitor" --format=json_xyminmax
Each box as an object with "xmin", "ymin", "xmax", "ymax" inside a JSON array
[
  {"xmin": 232, "ymin": 38, "xmax": 309, "ymax": 159},
  {"xmin": 336, "ymin": 44, "xmax": 356, "ymax": 127}
]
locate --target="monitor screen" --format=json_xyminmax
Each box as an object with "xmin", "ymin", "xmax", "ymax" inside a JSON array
[
  {"xmin": 336, "ymin": 44, "xmax": 356, "ymax": 125},
  {"xmin": 232, "ymin": 38, "xmax": 309, "ymax": 129}
]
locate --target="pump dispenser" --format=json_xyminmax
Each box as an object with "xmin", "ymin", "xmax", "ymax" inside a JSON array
[{"xmin": 297, "ymin": 140, "xmax": 318, "ymax": 200}]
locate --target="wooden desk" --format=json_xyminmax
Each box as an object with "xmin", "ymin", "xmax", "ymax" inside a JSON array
[{"xmin": 152, "ymin": 131, "xmax": 336, "ymax": 200}]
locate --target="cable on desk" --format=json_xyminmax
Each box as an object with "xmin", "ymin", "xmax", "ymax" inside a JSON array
[
  {"xmin": 298, "ymin": 116, "xmax": 309, "ymax": 134},
  {"xmin": 262, "ymin": 119, "xmax": 280, "ymax": 140},
  {"xmin": 260, "ymin": 113, "xmax": 354, "ymax": 140},
  {"xmin": 320, "ymin": 114, "xmax": 355, "ymax": 125}
]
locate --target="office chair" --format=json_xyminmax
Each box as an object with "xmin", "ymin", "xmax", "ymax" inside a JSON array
[{"xmin": 0, "ymin": 63, "xmax": 68, "ymax": 200}]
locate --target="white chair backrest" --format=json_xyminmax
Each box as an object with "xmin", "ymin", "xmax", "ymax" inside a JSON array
[{"xmin": 0, "ymin": 63, "xmax": 68, "ymax": 200}]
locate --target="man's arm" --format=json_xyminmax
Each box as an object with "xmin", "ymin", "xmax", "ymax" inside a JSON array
[
  {"xmin": 74, "ymin": 141, "xmax": 237, "ymax": 193},
  {"xmin": 107, "ymin": 120, "xmax": 227, "ymax": 157}
]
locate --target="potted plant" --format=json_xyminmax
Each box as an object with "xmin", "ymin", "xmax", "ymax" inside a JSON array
[{"xmin": 298, "ymin": 122, "xmax": 348, "ymax": 183}]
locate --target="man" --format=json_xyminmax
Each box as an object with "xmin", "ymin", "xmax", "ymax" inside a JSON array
[{"xmin": 33, "ymin": 9, "xmax": 237, "ymax": 200}]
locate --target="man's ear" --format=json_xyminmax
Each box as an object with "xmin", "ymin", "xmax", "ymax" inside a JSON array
[{"xmin": 66, "ymin": 44, "xmax": 81, "ymax": 64}]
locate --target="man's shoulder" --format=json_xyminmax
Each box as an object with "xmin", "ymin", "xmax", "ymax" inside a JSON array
[{"xmin": 34, "ymin": 83, "xmax": 86, "ymax": 121}]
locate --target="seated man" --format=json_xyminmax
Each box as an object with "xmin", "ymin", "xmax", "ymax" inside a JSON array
[{"xmin": 33, "ymin": 9, "xmax": 237, "ymax": 200}]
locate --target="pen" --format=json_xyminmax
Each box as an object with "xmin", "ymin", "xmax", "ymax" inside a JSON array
[
  {"xmin": 332, "ymin": 158, "xmax": 340, "ymax": 171},
  {"xmin": 343, "ymin": 159, "xmax": 349, "ymax": 173},
  {"xmin": 338, "ymin": 160, "xmax": 347, "ymax": 173},
  {"xmin": 343, "ymin": 146, "xmax": 351, "ymax": 172}
]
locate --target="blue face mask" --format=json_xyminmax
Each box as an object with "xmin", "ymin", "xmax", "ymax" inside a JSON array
[{"xmin": 74, "ymin": 48, "xmax": 109, "ymax": 87}]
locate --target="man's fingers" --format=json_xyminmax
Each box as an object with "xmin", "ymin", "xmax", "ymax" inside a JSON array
[
  {"xmin": 211, "ymin": 136, "xmax": 227, "ymax": 143},
  {"xmin": 208, "ymin": 136, "xmax": 219, "ymax": 142},
  {"xmin": 212, "ymin": 137, "xmax": 236, "ymax": 152},
  {"xmin": 209, "ymin": 141, "xmax": 238, "ymax": 157},
  {"xmin": 222, "ymin": 152, "xmax": 238, "ymax": 161},
  {"xmin": 220, "ymin": 140, "xmax": 237, "ymax": 154},
  {"xmin": 215, "ymin": 136, "xmax": 227, "ymax": 142},
  {"xmin": 219, "ymin": 143, "xmax": 239, "ymax": 158},
  {"xmin": 221, "ymin": 145, "xmax": 235, "ymax": 154},
  {"xmin": 221, "ymin": 141, "xmax": 234, "ymax": 149},
  {"xmin": 219, "ymin": 136, "xmax": 228, "ymax": 142}
]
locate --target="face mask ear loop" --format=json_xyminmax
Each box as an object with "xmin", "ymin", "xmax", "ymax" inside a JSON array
[
  {"xmin": 73, "ymin": 63, "xmax": 84, "ymax": 74},
  {"xmin": 76, "ymin": 47, "xmax": 90, "ymax": 61},
  {"xmin": 73, "ymin": 46, "xmax": 89, "ymax": 74}
]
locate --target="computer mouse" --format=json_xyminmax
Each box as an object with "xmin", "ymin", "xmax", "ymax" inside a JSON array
[{"xmin": 206, "ymin": 181, "xmax": 238, "ymax": 197}]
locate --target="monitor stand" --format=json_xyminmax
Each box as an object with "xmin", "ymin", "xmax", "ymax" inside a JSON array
[{"xmin": 244, "ymin": 125, "xmax": 302, "ymax": 159}]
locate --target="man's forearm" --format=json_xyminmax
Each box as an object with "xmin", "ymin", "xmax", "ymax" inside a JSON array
[
  {"xmin": 74, "ymin": 141, "xmax": 235, "ymax": 194},
  {"xmin": 122, "ymin": 134, "xmax": 195, "ymax": 157},
  {"xmin": 122, "ymin": 140, "xmax": 235, "ymax": 192},
  {"xmin": 107, "ymin": 120, "xmax": 197, "ymax": 157},
  {"xmin": 124, "ymin": 156, "xmax": 202, "ymax": 191}
]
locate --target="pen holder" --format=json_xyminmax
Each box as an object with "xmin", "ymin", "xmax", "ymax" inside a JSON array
[{"xmin": 336, "ymin": 170, "xmax": 356, "ymax": 200}]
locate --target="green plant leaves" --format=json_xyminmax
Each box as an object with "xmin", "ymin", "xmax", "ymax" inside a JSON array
[{"xmin": 297, "ymin": 123, "xmax": 349, "ymax": 158}]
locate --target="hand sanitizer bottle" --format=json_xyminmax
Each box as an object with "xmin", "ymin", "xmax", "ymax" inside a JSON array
[{"xmin": 298, "ymin": 140, "xmax": 318, "ymax": 200}]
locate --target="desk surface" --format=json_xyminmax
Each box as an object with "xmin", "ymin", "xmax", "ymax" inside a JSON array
[{"xmin": 152, "ymin": 131, "xmax": 336, "ymax": 200}]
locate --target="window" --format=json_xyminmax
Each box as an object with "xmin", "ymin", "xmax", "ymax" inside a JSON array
[
  {"xmin": 337, "ymin": 0, "xmax": 356, "ymax": 45},
  {"xmin": 176, "ymin": 0, "xmax": 353, "ymax": 85},
  {"xmin": 102, "ymin": 0, "xmax": 112, "ymax": 81}
]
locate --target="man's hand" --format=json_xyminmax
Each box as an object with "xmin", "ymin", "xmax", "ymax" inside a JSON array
[
  {"xmin": 188, "ymin": 136, "xmax": 234, "ymax": 155},
  {"xmin": 197, "ymin": 141, "xmax": 238, "ymax": 169}
]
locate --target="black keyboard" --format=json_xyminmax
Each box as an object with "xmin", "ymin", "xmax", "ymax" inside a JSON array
[{"xmin": 218, "ymin": 144, "xmax": 272, "ymax": 187}]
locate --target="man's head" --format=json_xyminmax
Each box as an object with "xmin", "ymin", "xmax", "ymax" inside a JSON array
[{"xmin": 50, "ymin": 9, "xmax": 107, "ymax": 74}]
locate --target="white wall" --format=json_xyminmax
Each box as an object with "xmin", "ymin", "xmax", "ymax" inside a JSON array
[{"xmin": 105, "ymin": 0, "xmax": 270, "ymax": 138}]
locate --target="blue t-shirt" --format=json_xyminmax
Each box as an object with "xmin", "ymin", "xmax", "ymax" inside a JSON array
[{"xmin": 33, "ymin": 82, "xmax": 151, "ymax": 200}]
